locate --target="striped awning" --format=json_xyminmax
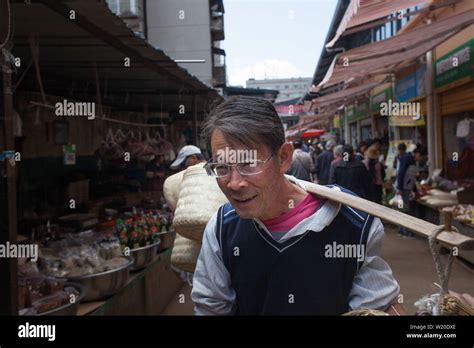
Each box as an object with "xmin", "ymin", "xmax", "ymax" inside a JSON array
[
  {"xmin": 326, "ymin": 0, "xmax": 431, "ymax": 48},
  {"xmin": 319, "ymin": 9, "xmax": 474, "ymax": 88}
]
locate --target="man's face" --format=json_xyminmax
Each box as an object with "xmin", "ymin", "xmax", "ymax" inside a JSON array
[
  {"xmin": 210, "ymin": 129, "xmax": 291, "ymax": 220},
  {"xmin": 185, "ymin": 154, "xmax": 199, "ymax": 168}
]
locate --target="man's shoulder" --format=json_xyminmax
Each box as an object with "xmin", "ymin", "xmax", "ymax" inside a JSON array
[{"xmin": 326, "ymin": 185, "xmax": 371, "ymax": 224}]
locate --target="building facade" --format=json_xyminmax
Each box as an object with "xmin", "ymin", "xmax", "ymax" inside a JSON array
[
  {"xmin": 107, "ymin": 0, "xmax": 226, "ymax": 89},
  {"xmin": 246, "ymin": 77, "xmax": 312, "ymax": 103}
]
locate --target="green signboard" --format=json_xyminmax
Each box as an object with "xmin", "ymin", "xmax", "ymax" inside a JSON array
[
  {"xmin": 434, "ymin": 39, "xmax": 474, "ymax": 89},
  {"xmin": 371, "ymin": 88, "xmax": 392, "ymax": 114},
  {"xmin": 356, "ymin": 99, "xmax": 370, "ymax": 120},
  {"xmin": 345, "ymin": 105, "xmax": 356, "ymax": 123}
]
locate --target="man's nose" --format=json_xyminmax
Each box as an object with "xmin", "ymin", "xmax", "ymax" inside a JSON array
[{"xmin": 226, "ymin": 166, "xmax": 247, "ymax": 191}]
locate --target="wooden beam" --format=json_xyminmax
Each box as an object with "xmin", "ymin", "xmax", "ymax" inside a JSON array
[
  {"xmin": 0, "ymin": 51, "xmax": 19, "ymax": 316},
  {"xmin": 304, "ymin": 182, "xmax": 474, "ymax": 250}
]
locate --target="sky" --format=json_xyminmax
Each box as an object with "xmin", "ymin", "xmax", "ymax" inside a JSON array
[{"xmin": 221, "ymin": 0, "xmax": 338, "ymax": 87}]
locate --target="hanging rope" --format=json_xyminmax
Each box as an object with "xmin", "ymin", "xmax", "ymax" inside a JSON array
[{"xmin": 428, "ymin": 225, "xmax": 457, "ymax": 297}]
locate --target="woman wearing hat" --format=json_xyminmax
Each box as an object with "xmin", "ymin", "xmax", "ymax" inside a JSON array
[{"xmin": 362, "ymin": 145, "xmax": 386, "ymax": 204}]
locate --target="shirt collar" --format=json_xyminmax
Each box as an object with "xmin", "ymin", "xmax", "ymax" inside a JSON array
[{"xmin": 254, "ymin": 175, "xmax": 342, "ymax": 243}]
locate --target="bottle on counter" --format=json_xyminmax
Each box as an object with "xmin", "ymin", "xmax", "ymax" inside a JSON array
[
  {"xmin": 160, "ymin": 215, "xmax": 168, "ymax": 232},
  {"xmin": 130, "ymin": 230, "xmax": 140, "ymax": 249}
]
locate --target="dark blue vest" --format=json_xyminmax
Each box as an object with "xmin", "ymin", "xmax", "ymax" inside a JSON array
[{"xmin": 215, "ymin": 187, "xmax": 373, "ymax": 315}]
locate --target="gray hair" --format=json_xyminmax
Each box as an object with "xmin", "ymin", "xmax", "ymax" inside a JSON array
[
  {"xmin": 325, "ymin": 140, "xmax": 336, "ymax": 151},
  {"xmin": 333, "ymin": 144, "xmax": 343, "ymax": 157},
  {"xmin": 201, "ymin": 96, "xmax": 285, "ymax": 153}
]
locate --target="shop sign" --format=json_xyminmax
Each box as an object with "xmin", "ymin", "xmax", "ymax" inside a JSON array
[
  {"xmin": 345, "ymin": 105, "xmax": 356, "ymax": 123},
  {"xmin": 395, "ymin": 66, "xmax": 426, "ymax": 102},
  {"xmin": 434, "ymin": 39, "xmax": 474, "ymax": 89},
  {"xmin": 356, "ymin": 99, "xmax": 370, "ymax": 120},
  {"xmin": 371, "ymin": 88, "xmax": 391, "ymax": 114},
  {"xmin": 333, "ymin": 114, "xmax": 341, "ymax": 128},
  {"xmin": 389, "ymin": 113, "xmax": 425, "ymax": 127},
  {"xmin": 275, "ymin": 104, "xmax": 305, "ymax": 116}
]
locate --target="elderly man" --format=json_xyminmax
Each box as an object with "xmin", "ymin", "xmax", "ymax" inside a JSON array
[{"xmin": 191, "ymin": 96, "xmax": 403, "ymax": 316}]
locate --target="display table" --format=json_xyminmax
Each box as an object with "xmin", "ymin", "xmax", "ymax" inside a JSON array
[
  {"xmin": 77, "ymin": 246, "xmax": 186, "ymax": 315},
  {"xmin": 415, "ymin": 199, "xmax": 474, "ymax": 267}
]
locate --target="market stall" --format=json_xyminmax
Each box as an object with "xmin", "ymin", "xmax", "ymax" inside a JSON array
[{"xmin": 0, "ymin": 0, "xmax": 221, "ymax": 316}]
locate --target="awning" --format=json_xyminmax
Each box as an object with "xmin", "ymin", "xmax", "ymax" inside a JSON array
[
  {"xmin": 319, "ymin": 9, "xmax": 474, "ymax": 88},
  {"xmin": 310, "ymin": 78, "xmax": 386, "ymax": 111},
  {"xmin": 301, "ymin": 129, "xmax": 325, "ymax": 138},
  {"xmin": 326, "ymin": 0, "xmax": 430, "ymax": 48},
  {"xmin": 287, "ymin": 111, "xmax": 333, "ymax": 132}
]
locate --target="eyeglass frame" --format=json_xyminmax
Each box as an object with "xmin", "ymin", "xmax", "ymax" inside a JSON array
[{"xmin": 204, "ymin": 153, "xmax": 274, "ymax": 178}]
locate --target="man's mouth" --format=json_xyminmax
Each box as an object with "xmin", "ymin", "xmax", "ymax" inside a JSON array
[{"xmin": 232, "ymin": 194, "xmax": 258, "ymax": 204}]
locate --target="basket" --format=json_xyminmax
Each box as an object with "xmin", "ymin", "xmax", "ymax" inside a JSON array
[
  {"xmin": 172, "ymin": 163, "xmax": 228, "ymax": 242},
  {"xmin": 163, "ymin": 170, "xmax": 185, "ymax": 212},
  {"xmin": 171, "ymin": 234, "xmax": 201, "ymax": 273}
]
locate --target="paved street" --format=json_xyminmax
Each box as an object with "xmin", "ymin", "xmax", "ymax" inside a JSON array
[{"xmin": 381, "ymin": 223, "xmax": 474, "ymax": 314}]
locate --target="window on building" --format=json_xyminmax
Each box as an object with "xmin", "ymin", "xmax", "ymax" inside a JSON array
[
  {"xmin": 107, "ymin": 0, "xmax": 141, "ymax": 16},
  {"xmin": 385, "ymin": 21, "xmax": 392, "ymax": 38},
  {"xmin": 284, "ymin": 85, "xmax": 289, "ymax": 89}
]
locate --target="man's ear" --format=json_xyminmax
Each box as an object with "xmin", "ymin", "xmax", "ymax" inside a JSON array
[{"xmin": 278, "ymin": 143, "xmax": 293, "ymax": 173}]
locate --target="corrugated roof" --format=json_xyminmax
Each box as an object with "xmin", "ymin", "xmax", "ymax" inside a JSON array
[{"xmin": 10, "ymin": 0, "xmax": 219, "ymax": 112}]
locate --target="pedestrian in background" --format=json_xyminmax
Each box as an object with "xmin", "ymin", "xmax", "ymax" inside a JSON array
[
  {"xmin": 315, "ymin": 140, "xmax": 335, "ymax": 184},
  {"xmin": 395, "ymin": 143, "xmax": 417, "ymax": 237},
  {"xmin": 286, "ymin": 139, "xmax": 314, "ymax": 181},
  {"xmin": 363, "ymin": 145, "xmax": 385, "ymax": 204},
  {"xmin": 328, "ymin": 144, "xmax": 343, "ymax": 184},
  {"xmin": 330, "ymin": 144, "xmax": 370, "ymax": 199},
  {"xmin": 354, "ymin": 141, "xmax": 369, "ymax": 161}
]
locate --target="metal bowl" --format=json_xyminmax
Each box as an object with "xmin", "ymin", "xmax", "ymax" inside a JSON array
[
  {"xmin": 38, "ymin": 282, "xmax": 85, "ymax": 316},
  {"xmin": 130, "ymin": 239, "xmax": 161, "ymax": 271},
  {"xmin": 67, "ymin": 258, "xmax": 133, "ymax": 302}
]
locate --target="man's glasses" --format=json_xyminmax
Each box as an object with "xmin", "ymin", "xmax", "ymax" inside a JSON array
[{"xmin": 204, "ymin": 154, "xmax": 273, "ymax": 178}]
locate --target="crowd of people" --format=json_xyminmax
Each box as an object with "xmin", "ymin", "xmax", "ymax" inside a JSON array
[{"xmin": 287, "ymin": 138, "xmax": 428, "ymax": 237}]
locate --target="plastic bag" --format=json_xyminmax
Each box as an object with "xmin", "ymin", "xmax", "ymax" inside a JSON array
[{"xmin": 389, "ymin": 193, "xmax": 403, "ymax": 208}]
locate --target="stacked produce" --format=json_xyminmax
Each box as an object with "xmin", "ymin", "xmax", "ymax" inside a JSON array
[{"xmin": 116, "ymin": 207, "xmax": 171, "ymax": 250}]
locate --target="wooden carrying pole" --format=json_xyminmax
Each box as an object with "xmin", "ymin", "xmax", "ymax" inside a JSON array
[{"xmin": 303, "ymin": 182, "xmax": 474, "ymax": 250}]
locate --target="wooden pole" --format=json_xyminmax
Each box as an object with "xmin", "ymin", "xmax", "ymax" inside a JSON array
[
  {"xmin": 1, "ymin": 50, "xmax": 19, "ymax": 315},
  {"xmin": 303, "ymin": 181, "xmax": 474, "ymax": 250}
]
